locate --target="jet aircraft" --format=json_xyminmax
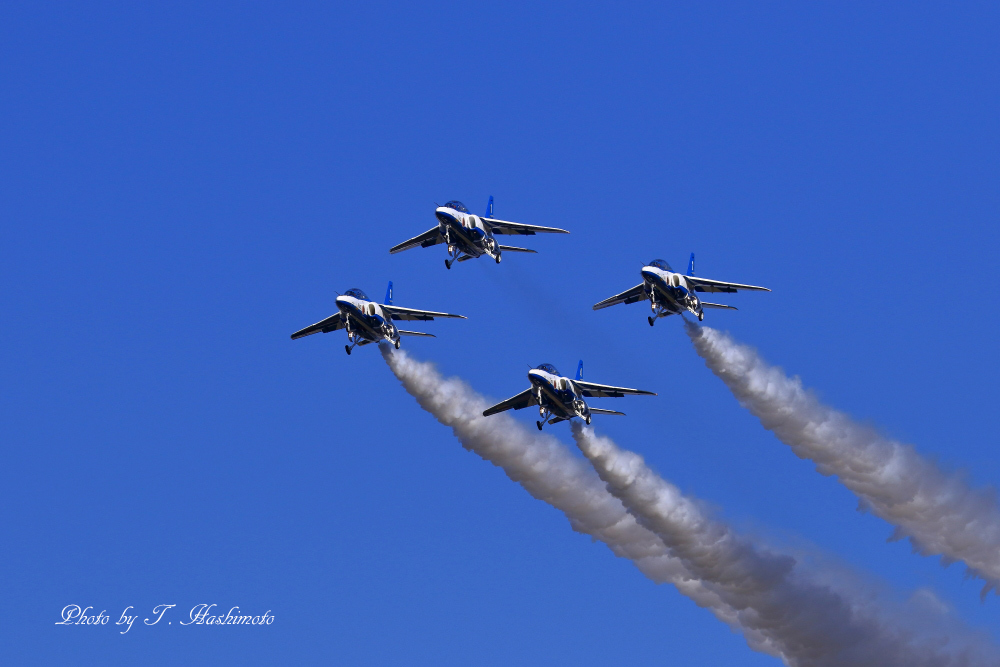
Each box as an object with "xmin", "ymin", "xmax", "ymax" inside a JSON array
[
  {"xmin": 389, "ymin": 197, "xmax": 570, "ymax": 269},
  {"xmin": 593, "ymin": 254, "xmax": 769, "ymax": 325},
  {"xmin": 291, "ymin": 282, "xmax": 466, "ymax": 355},
  {"xmin": 483, "ymin": 361, "xmax": 656, "ymax": 430}
]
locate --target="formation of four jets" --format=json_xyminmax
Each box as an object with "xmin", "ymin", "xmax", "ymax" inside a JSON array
[{"xmin": 292, "ymin": 198, "xmax": 770, "ymax": 430}]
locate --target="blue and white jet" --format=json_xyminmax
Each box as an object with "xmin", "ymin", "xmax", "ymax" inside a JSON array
[
  {"xmin": 483, "ymin": 361, "xmax": 656, "ymax": 430},
  {"xmin": 291, "ymin": 282, "xmax": 466, "ymax": 355},
  {"xmin": 593, "ymin": 254, "xmax": 770, "ymax": 325},
  {"xmin": 389, "ymin": 197, "xmax": 570, "ymax": 269}
]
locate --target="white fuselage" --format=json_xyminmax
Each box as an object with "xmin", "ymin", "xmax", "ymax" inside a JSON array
[
  {"xmin": 335, "ymin": 295, "xmax": 397, "ymax": 344},
  {"xmin": 435, "ymin": 206, "xmax": 498, "ymax": 259},
  {"xmin": 640, "ymin": 265, "xmax": 703, "ymax": 318},
  {"xmin": 527, "ymin": 368, "xmax": 589, "ymax": 421}
]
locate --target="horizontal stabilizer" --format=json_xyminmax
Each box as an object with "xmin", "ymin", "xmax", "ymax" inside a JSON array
[
  {"xmin": 397, "ymin": 330, "xmax": 436, "ymax": 337},
  {"xmin": 701, "ymin": 302, "xmax": 737, "ymax": 310},
  {"xmin": 498, "ymin": 245, "xmax": 537, "ymax": 253},
  {"xmin": 589, "ymin": 407, "xmax": 626, "ymax": 416}
]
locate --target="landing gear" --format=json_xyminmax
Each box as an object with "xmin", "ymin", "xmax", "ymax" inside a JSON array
[
  {"xmin": 697, "ymin": 312, "xmax": 704, "ymax": 322},
  {"xmin": 394, "ymin": 339, "xmax": 400, "ymax": 349},
  {"xmin": 445, "ymin": 241, "xmax": 462, "ymax": 270},
  {"xmin": 648, "ymin": 316, "xmax": 655, "ymax": 327},
  {"xmin": 585, "ymin": 415, "xmax": 592, "ymax": 425},
  {"xmin": 495, "ymin": 254, "xmax": 501, "ymax": 264},
  {"xmin": 536, "ymin": 404, "xmax": 552, "ymax": 430},
  {"xmin": 345, "ymin": 329, "xmax": 360, "ymax": 355}
]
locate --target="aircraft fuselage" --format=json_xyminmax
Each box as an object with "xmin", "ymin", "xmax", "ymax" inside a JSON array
[
  {"xmin": 640, "ymin": 265, "xmax": 704, "ymax": 320},
  {"xmin": 335, "ymin": 295, "xmax": 399, "ymax": 346},
  {"xmin": 435, "ymin": 206, "xmax": 500, "ymax": 262},
  {"xmin": 527, "ymin": 367, "xmax": 591, "ymax": 423}
]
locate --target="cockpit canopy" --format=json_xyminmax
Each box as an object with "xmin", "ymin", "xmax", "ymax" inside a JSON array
[
  {"xmin": 444, "ymin": 200, "xmax": 469, "ymax": 213},
  {"xmin": 535, "ymin": 363, "xmax": 561, "ymax": 376},
  {"xmin": 344, "ymin": 288, "xmax": 370, "ymax": 300},
  {"xmin": 649, "ymin": 259, "xmax": 673, "ymax": 271}
]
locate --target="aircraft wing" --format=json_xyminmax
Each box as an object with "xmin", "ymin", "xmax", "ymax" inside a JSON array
[
  {"xmin": 592, "ymin": 284, "xmax": 647, "ymax": 310},
  {"xmin": 574, "ymin": 381, "xmax": 656, "ymax": 398},
  {"xmin": 483, "ymin": 388, "xmax": 537, "ymax": 416},
  {"xmin": 290, "ymin": 313, "xmax": 345, "ymax": 340},
  {"xmin": 701, "ymin": 302, "xmax": 737, "ymax": 310},
  {"xmin": 389, "ymin": 227, "xmax": 444, "ymax": 254},
  {"xmin": 484, "ymin": 218, "xmax": 570, "ymax": 236},
  {"xmin": 383, "ymin": 305, "xmax": 467, "ymax": 321},
  {"xmin": 687, "ymin": 276, "xmax": 770, "ymax": 294}
]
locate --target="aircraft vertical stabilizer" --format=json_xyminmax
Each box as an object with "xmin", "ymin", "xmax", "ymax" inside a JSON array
[
  {"xmin": 687, "ymin": 253, "xmax": 696, "ymax": 276},
  {"xmin": 384, "ymin": 281, "xmax": 393, "ymax": 305},
  {"xmin": 485, "ymin": 195, "xmax": 494, "ymax": 219},
  {"xmin": 575, "ymin": 360, "xmax": 584, "ymax": 381}
]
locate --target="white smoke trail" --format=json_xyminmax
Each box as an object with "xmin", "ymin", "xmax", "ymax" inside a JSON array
[
  {"xmin": 571, "ymin": 423, "xmax": 998, "ymax": 667},
  {"xmin": 686, "ymin": 323, "xmax": 1000, "ymax": 596},
  {"xmin": 380, "ymin": 345, "xmax": 994, "ymax": 664},
  {"xmin": 379, "ymin": 344, "xmax": 786, "ymax": 658}
]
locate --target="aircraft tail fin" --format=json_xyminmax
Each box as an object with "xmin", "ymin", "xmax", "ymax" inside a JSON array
[
  {"xmin": 497, "ymin": 245, "xmax": 537, "ymax": 253},
  {"xmin": 575, "ymin": 360, "xmax": 584, "ymax": 380},
  {"xmin": 384, "ymin": 281, "xmax": 393, "ymax": 305},
  {"xmin": 687, "ymin": 253, "xmax": 696, "ymax": 276},
  {"xmin": 397, "ymin": 330, "xmax": 435, "ymax": 337},
  {"xmin": 485, "ymin": 195, "xmax": 494, "ymax": 218}
]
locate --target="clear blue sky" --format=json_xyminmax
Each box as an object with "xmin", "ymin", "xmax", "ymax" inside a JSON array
[{"xmin": 2, "ymin": 2, "xmax": 998, "ymax": 664}]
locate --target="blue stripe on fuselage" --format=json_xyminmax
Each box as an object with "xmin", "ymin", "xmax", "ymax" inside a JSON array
[
  {"xmin": 436, "ymin": 210, "xmax": 487, "ymax": 253},
  {"xmin": 642, "ymin": 270, "xmax": 691, "ymax": 308},
  {"xmin": 336, "ymin": 301, "xmax": 383, "ymax": 341},
  {"xmin": 528, "ymin": 374, "xmax": 577, "ymax": 419}
]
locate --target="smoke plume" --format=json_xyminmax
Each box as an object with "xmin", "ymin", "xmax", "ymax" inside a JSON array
[
  {"xmin": 571, "ymin": 423, "xmax": 997, "ymax": 667},
  {"xmin": 381, "ymin": 344, "xmax": 994, "ymax": 665},
  {"xmin": 379, "ymin": 344, "xmax": 781, "ymax": 657},
  {"xmin": 686, "ymin": 323, "xmax": 1000, "ymax": 596}
]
